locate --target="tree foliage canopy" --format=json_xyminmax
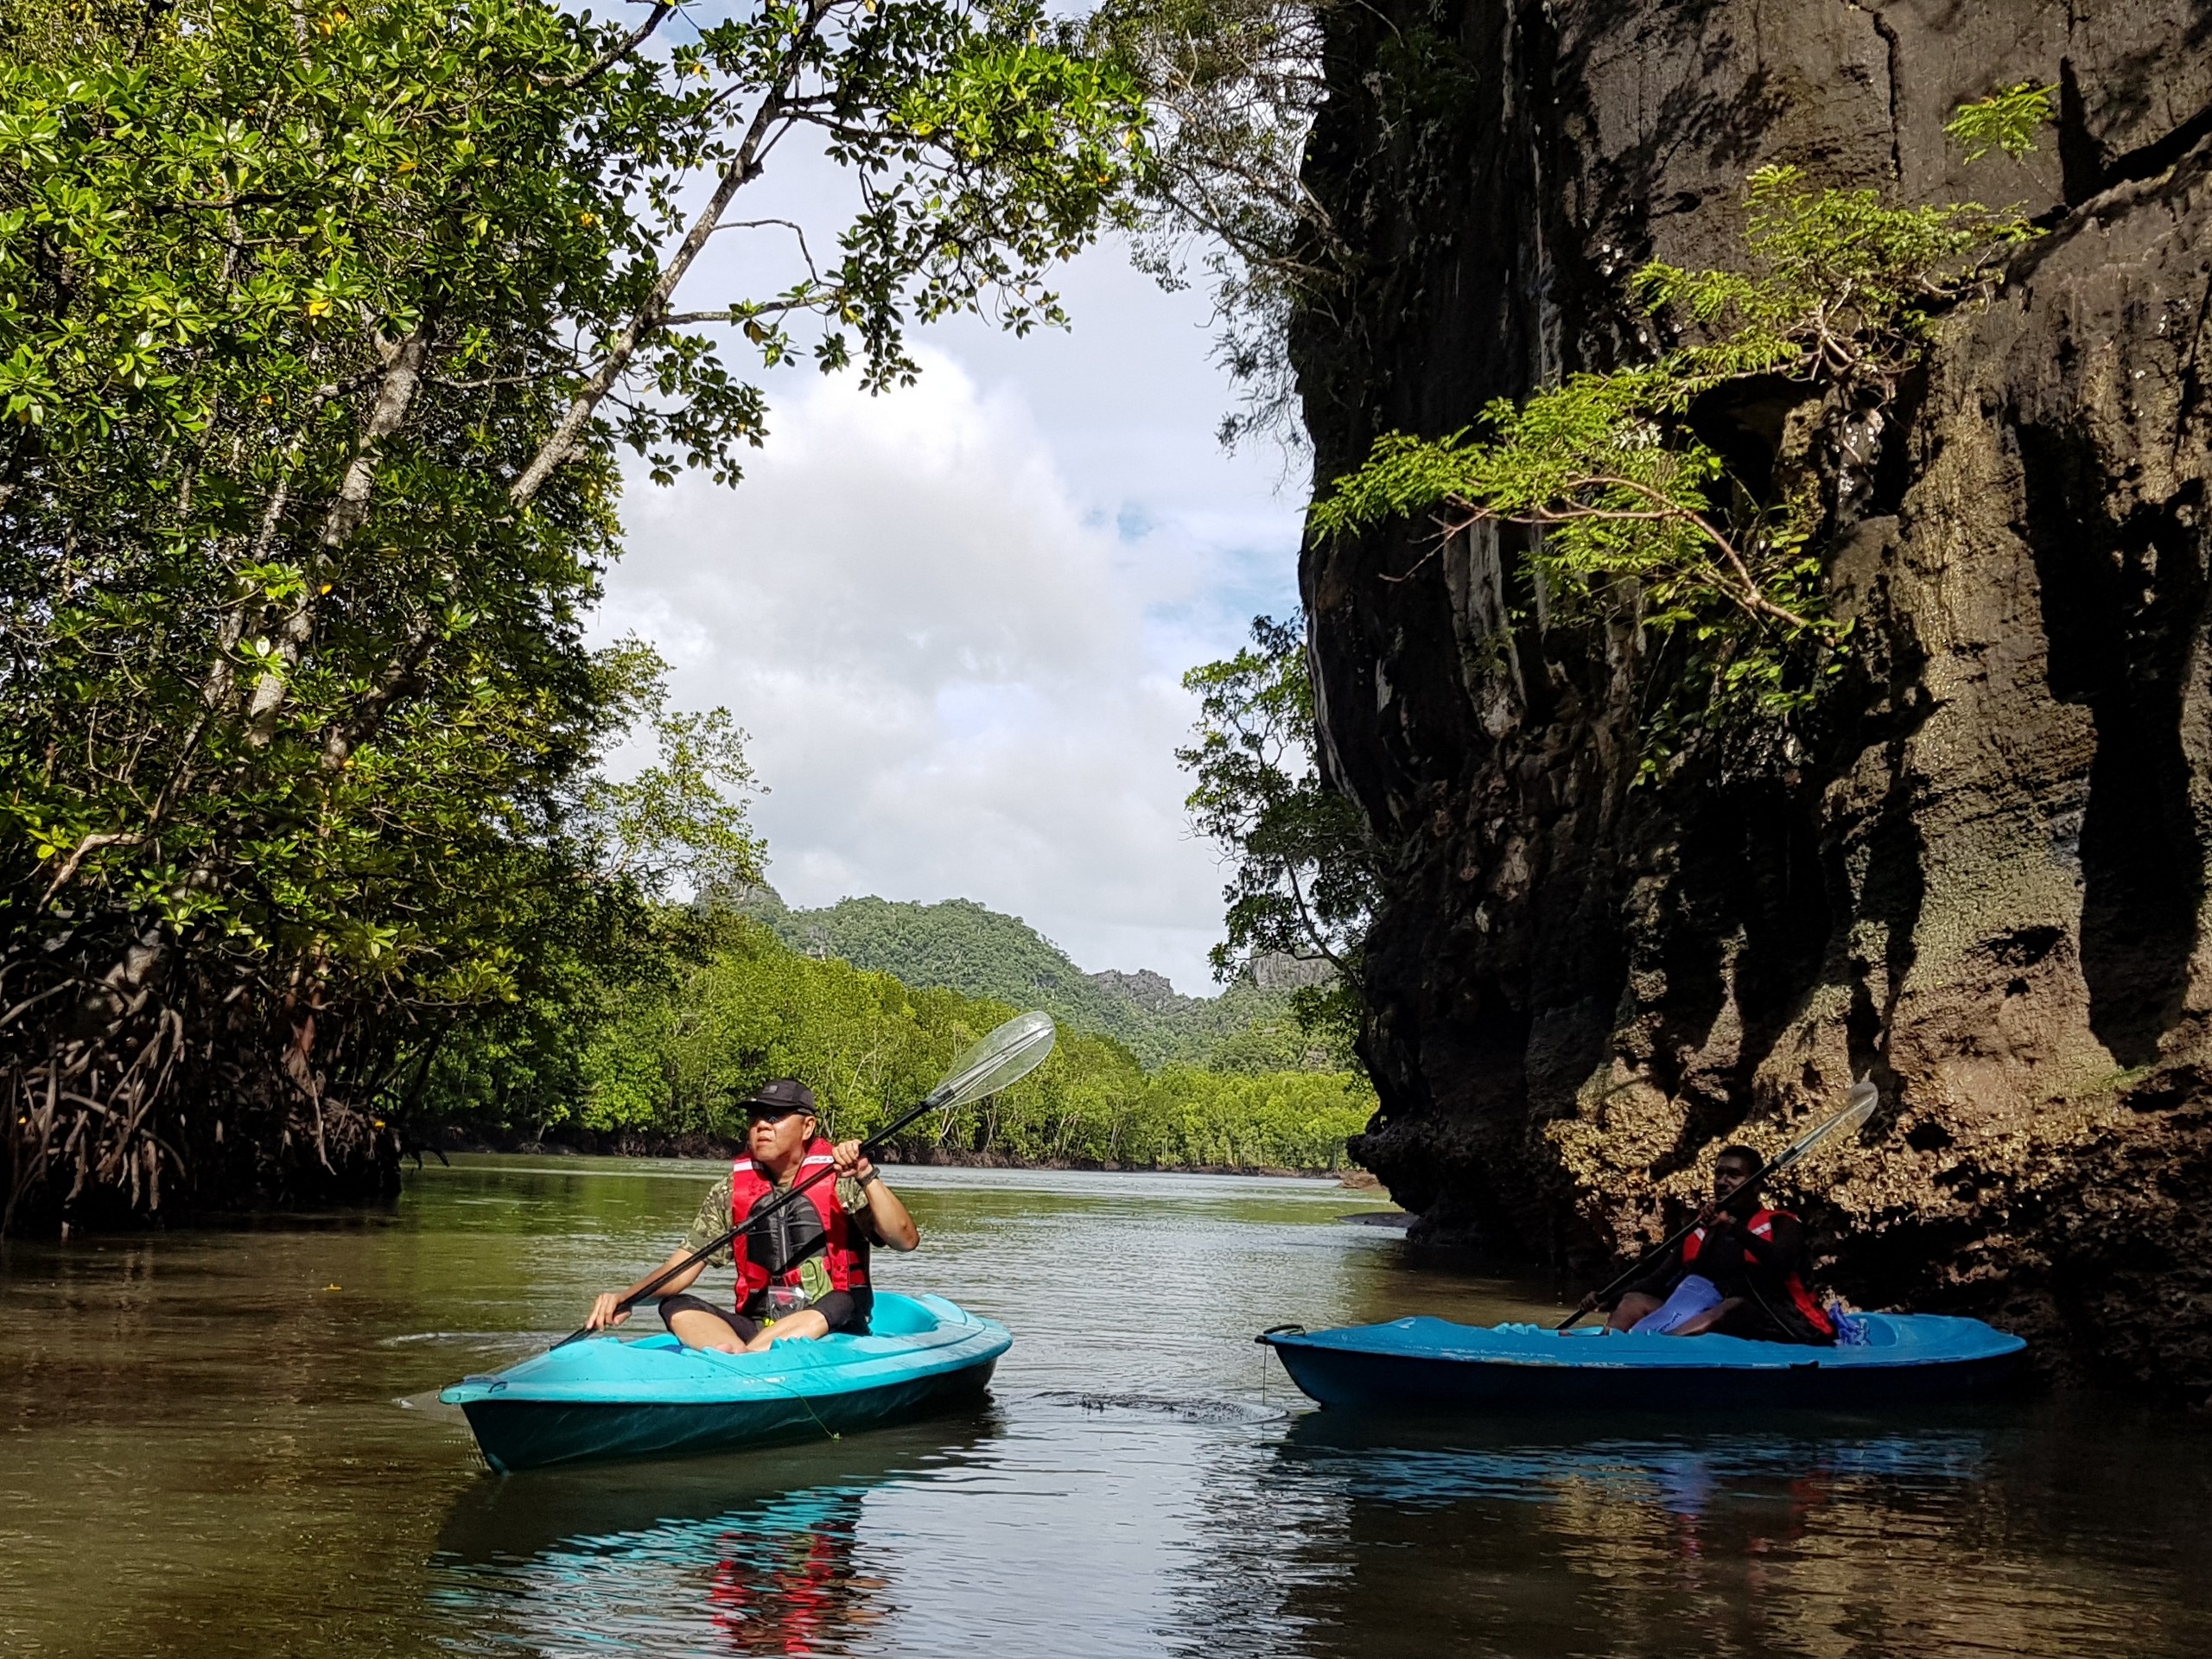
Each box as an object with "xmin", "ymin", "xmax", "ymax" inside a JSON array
[
  {"xmin": 1085, "ymin": 0, "xmax": 1342, "ymax": 447},
  {"xmin": 727, "ymin": 884, "xmax": 1348, "ymax": 1068},
  {"xmin": 0, "ymin": 0, "xmax": 1143, "ymax": 1230},
  {"xmin": 1178, "ymin": 614, "xmax": 1374, "ymax": 1052}
]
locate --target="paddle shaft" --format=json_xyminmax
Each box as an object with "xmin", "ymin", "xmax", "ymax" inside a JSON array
[{"xmin": 552, "ymin": 1090, "xmax": 947, "ymax": 1350}]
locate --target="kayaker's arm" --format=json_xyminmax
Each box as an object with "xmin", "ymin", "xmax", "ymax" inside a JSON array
[
  {"xmin": 834, "ymin": 1139, "xmax": 918, "ymax": 1251},
  {"xmin": 585, "ymin": 1248, "xmax": 706, "ymax": 1332}
]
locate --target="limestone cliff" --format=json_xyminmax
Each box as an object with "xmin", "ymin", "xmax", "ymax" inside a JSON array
[{"xmin": 1295, "ymin": 0, "xmax": 2212, "ymax": 1400}]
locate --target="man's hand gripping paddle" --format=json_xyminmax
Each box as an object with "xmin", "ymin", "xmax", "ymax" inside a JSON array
[
  {"xmin": 1557, "ymin": 1078, "xmax": 1879, "ymax": 1332},
  {"xmin": 551, "ymin": 1009, "xmax": 1058, "ymax": 1351}
]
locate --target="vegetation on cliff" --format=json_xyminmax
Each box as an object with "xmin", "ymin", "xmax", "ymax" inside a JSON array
[
  {"xmin": 424, "ymin": 908, "xmax": 1376, "ymax": 1170},
  {"xmin": 1085, "ymin": 0, "xmax": 1344, "ymax": 447},
  {"xmin": 0, "ymin": 0, "xmax": 1145, "ymax": 1231},
  {"xmin": 1314, "ymin": 92, "xmax": 2050, "ymax": 776}
]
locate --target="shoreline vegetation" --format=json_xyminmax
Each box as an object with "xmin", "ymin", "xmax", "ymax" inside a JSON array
[
  {"xmin": 419, "ymin": 906, "xmax": 1380, "ymax": 1177},
  {"xmin": 426, "ymin": 1135, "xmax": 1383, "ymax": 1185}
]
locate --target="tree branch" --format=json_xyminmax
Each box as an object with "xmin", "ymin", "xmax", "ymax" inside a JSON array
[
  {"xmin": 510, "ymin": 1, "xmax": 836, "ymax": 508},
  {"xmin": 534, "ymin": 3, "xmax": 675, "ymax": 94}
]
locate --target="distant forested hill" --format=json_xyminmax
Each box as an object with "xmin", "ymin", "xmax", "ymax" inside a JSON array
[{"xmin": 721, "ymin": 886, "xmax": 1338, "ymax": 1071}]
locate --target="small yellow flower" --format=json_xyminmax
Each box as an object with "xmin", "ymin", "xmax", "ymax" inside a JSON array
[{"xmin": 305, "ymin": 297, "xmax": 332, "ymax": 318}]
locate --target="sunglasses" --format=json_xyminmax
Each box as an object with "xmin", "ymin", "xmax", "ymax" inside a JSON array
[{"xmin": 744, "ymin": 1105, "xmax": 807, "ymax": 1124}]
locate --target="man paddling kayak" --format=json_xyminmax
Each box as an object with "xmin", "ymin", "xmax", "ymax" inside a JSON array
[
  {"xmin": 582, "ymin": 1077, "xmax": 920, "ymax": 1353},
  {"xmin": 1603, "ymin": 1144, "xmax": 1835, "ymax": 1344}
]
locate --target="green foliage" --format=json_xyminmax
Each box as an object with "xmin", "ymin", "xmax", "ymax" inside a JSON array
[
  {"xmin": 1179, "ymin": 614, "xmax": 1374, "ymax": 1047},
  {"xmin": 721, "ymin": 886, "xmax": 1349, "ymax": 1069},
  {"xmin": 1314, "ymin": 367, "xmax": 1815, "ymax": 626},
  {"xmin": 1314, "ymin": 149, "xmax": 2042, "ymax": 779},
  {"xmin": 1084, "ymin": 0, "xmax": 1341, "ymax": 447},
  {"xmin": 1945, "ymin": 82, "xmax": 2057, "ymax": 163},
  {"xmin": 581, "ymin": 645, "xmax": 763, "ymax": 899},
  {"xmin": 0, "ymin": 0, "xmax": 1143, "ymax": 1229},
  {"xmin": 1634, "ymin": 166, "xmax": 2037, "ymax": 397},
  {"xmin": 431, "ymin": 916, "xmax": 1376, "ymax": 1170}
]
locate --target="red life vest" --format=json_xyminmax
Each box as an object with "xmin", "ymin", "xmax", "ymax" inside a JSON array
[
  {"xmin": 728, "ymin": 1140, "xmax": 868, "ymax": 1307},
  {"xmin": 1681, "ymin": 1208, "xmax": 1834, "ymax": 1338}
]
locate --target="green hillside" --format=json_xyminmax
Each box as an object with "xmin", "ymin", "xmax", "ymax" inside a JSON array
[{"xmin": 721, "ymin": 885, "xmax": 1339, "ymax": 1071}]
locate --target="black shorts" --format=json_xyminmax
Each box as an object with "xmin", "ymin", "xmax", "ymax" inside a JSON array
[{"xmin": 657, "ymin": 1290, "xmax": 864, "ymax": 1346}]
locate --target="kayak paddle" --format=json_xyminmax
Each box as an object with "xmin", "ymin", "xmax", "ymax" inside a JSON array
[
  {"xmin": 552, "ymin": 1009, "xmax": 1058, "ymax": 1349},
  {"xmin": 1557, "ymin": 1077, "xmax": 1880, "ymax": 1332}
]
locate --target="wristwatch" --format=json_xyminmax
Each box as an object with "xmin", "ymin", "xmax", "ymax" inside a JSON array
[{"xmin": 857, "ymin": 1169, "xmax": 881, "ymax": 1188}]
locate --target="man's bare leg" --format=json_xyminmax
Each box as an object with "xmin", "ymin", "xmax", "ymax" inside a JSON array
[
  {"xmin": 666, "ymin": 1307, "xmax": 747, "ymax": 1353},
  {"xmin": 742, "ymin": 1309, "xmax": 830, "ymax": 1352},
  {"xmin": 1667, "ymin": 1297, "xmax": 1745, "ymax": 1337}
]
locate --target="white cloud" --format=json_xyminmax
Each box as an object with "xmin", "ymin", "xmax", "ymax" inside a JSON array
[{"xmin": 601, "ymin": 292, "xmax": 1303, "ymax": 993}]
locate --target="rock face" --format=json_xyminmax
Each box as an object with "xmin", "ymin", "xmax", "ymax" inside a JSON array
[{"xmin": 1294, "ymin": 0, "xmax": 2212, "ymax": 1400}]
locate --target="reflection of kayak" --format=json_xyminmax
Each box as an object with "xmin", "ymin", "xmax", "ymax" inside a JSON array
[
  {"xmin": 1260, "ymin": 1313, "xmax": 2024, "ymax": 1411},
  {"xmin": 1276, "ymin": 1406, "xmax": 1998, "ymax": 1513},
  {"xmin": 434, "ymin": 1415, "xmax": 993, "ymax": 1563},
  {"xmin": 427, "ymin": 1426, "xmax": 998, "ymax": 1655},
  {"xmin": 441, "ymin": 1293, "xmax": 1009, "ymax": 1471}
]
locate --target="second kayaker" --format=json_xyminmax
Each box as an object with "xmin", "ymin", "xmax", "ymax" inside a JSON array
[
  {"xmin": 1602, "ymin": 1144, "xmax": 1836, "ymax": 1344},
  {"xmin": 581, "ymin": 1077, "xmax": 920, "ymax": 1352}
]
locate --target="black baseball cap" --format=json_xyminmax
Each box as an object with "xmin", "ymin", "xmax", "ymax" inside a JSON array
[{"xmin": 740, "ymin": 1077, "xmax": 817, "ymax": 1118}]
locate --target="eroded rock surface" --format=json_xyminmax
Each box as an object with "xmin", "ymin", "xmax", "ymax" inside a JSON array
[{"xmin": 1296, "ymin": 0, "xmax": 2212, "ymax": 1399}]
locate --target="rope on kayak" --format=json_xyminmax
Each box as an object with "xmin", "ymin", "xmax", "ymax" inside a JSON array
[{"xmin": 762, "ymin": 1370, "xmax": 842, "ymax": 1441}]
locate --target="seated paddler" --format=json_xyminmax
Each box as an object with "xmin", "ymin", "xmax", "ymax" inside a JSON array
[
  {"xmin": 582, "ymin": 1077, "xmax": 920, "ymax": 1353},
  {"xmin": 1604, "ymin": 1144, "xmax": 1836, "ymax": 1344}
]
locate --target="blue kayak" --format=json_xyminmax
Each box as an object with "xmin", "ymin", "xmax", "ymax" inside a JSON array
[
  {"xmin": 1260, "ymin": 1313, "xmax": 2025, "ymax": 1412},
  {"xmin": 442, "ymin": 1293, "xmax": 1009, "ymax": 1471}
]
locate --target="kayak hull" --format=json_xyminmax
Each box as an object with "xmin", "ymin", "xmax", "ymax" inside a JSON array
[
  {"xmin": 455, "ymin": 1358, "xmax": 997, "ymax": 1471},
  {"xmin": 1261, "ymin": 1313, "xmax": 2025, "ymax": 1413},
  {"xmin": 442, "ymin": 1292, "xmax": 1009, "ymax": 1471}
]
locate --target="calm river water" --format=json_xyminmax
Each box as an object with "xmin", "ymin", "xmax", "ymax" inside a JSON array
[{"xmin": 3, "ymin": 1156, "xmax": 2209, "ymax": 1657}]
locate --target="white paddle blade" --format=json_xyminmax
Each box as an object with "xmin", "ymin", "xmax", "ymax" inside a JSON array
[
  {"xmin": 1772, "ymin": 1077, "xmax": 1880, "ymax": 1170},
  {"xmin": 1840, "ymin": 1077, "xmax": 1880, "ymax": 1130},
  {"xmin": 932, "ymin": 1010, "xmax": 1058, "ymax": 1110}
]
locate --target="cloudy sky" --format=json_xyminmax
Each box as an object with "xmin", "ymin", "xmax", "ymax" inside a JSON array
[{"xmin": 596, "ymin": 235, "xmax": 1307, "ymax": 995}]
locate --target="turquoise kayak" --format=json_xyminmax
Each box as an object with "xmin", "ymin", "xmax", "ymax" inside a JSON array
[
  {"xmin": 442, "ymin": 1293, "xmax": 1009, "ymax": 1471},
  {"xmin": 1261, "ymin": 1313, "xmax": 2025, "ymax": 1412}
]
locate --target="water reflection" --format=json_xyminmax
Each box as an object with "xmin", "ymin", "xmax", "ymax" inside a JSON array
[
  {"xmin": 1161, "ymin": 1401, "xmax": 2212, "ymax": 1659},
  {"xmin": 7, "ymin": 1160, "xmax": 2211, "ymax": 1659},
  {"xmin": 430, "ymin": 1418, "xmax": 992, "ymax": 1656},
  {"xmin": 1277, "ymin": 1408, "xmax": 1992, "ymax": 1513}
]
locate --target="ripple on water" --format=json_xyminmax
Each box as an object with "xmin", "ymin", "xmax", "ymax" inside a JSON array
[{"xmin": 3, "ymin": 1157, "xmax": 2209, "ymax": 1658}]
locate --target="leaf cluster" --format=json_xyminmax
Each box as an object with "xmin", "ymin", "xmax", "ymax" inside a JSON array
[
  {"xmin": 1177, "ymin": 613, "xmax": 1376, "ymax": 1016},
  {"xmin": 1313, "ymin": 143, "xmax": 2044, "ymax": 779},
  {"xmin": 1636, "ymin": 164, "xmax": 2038, "ymax": 399},
  {"xmin": 1943, "ymin": 81, "xmax": 2056, "ymax": 163},
  {"xmin": 1085, "ymin": 0, "xmax": 1343, "ymax": 448}
]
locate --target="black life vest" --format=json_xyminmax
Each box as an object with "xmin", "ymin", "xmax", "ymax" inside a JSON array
[{"xmin": 728, "ymin": 1141, "xmax": 868, "ymax": 1307}]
